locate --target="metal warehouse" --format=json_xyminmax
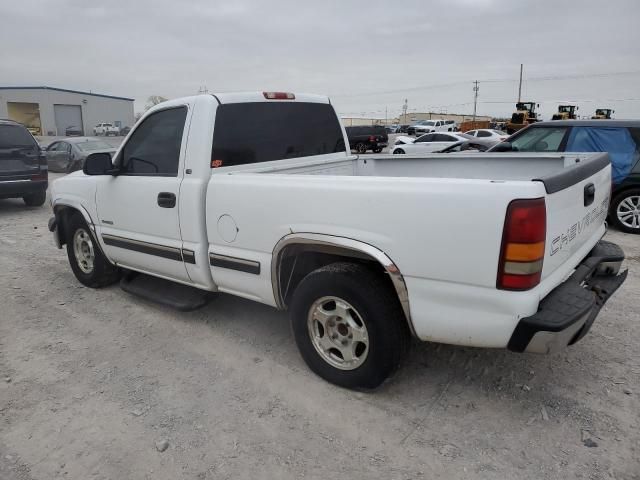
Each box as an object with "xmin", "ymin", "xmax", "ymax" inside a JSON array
[{"xmin": 0, "ymin": 86, "xmax": 134, "ymax": 137}]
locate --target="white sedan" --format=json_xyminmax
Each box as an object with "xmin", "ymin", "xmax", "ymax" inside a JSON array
[
  {"xmin": 465, "ymin": 129, "xmax": 509, "ymax": 142},
  {"xmin": 391, "ymin": 132, "xmax": 472, "ymax": 154}
]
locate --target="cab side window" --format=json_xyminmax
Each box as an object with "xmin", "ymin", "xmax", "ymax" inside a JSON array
[{"xmin": 120, "ymin": 107, "xmax": 187, "ymax": 176}]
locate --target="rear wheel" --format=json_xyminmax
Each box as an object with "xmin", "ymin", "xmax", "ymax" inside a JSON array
[
  {"xmin": 355, "ymin": 143, "xmax": 368, "ymax": 154},
  {"xmin": 610, "ymin": 189, "xmax": 640, "ymax": 234},
  {"xmin": 23, "ymin": 190, "xmax": 46, "ymax": 207},
  {"xmin": 66, "ymin": 213, "xmax": 120, "ymax": 287},
  {"xmin": 290, "ymin": 262, "xmax": 410, "ymax": 390},
  {"xmin": 393, "ymin": 148, "xmax": 405, "ymax": 154}
]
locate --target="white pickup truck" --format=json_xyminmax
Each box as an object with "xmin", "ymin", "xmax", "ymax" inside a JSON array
[
  {"xmin": 49, "ymin": 92, "xmax": 627, "ymax": 389},
  {"xmin": 93, "ymin": 122, "xmax": 120, "ymax": 136}
]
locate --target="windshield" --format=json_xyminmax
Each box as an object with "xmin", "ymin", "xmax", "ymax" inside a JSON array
[
  {"xmin": 76, "ymin": 140, "xmax": 112, "ymax": 152},
  {"xmin": 0, "ymin": 125, "xmax": 38, "ymax": 149},
  {"xmin": 492, "ymin": 130, "xmax": 507, "ymax": 135},
  {"xmin": 509, "ymin": 127, "xmax": 568, "ymax": 152}
]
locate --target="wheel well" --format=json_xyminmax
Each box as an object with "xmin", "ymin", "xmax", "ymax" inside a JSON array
[
  {"xmin": 273, "ymin": 241, "xmax": 414, "ymax": 335},
  {"xmin": 53, "ymin": 205, "xmax": 83, "ymax": 246}
]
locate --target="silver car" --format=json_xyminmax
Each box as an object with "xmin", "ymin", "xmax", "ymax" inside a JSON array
[{"xmin": 45, "ymin": 137, "xmax": 116, "ymax": 173}]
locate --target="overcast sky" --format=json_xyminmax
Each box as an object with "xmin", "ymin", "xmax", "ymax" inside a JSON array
[{"xmin": 2, "ymin": 0, "xmax": 640, "ymax": 120}]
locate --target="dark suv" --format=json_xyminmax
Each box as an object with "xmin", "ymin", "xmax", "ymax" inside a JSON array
[
  {"xmin": 491, "ymin": 120, "xmax": 640, "ymax": 234},
  {"xmin": 345, "ymin": 125, "xmax": 388, "ymax": 154},
  {"xmin": 0, "ymin": 119, "xmax": 48, "ymax": 206}
]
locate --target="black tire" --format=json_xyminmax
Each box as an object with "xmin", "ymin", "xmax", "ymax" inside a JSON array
[
  {"xmin": 610, "ymin": 188, "xmax": 640, "ymax": 234},
  {"xmin": 65, "ymin": 213, "xmax": 120, "ymax": 287},
  {"xmin": 372, "ymin": 147, "xmax": 383, "ymax": 153},
  {"xmin": 393, "ymin": 148, "xmax": 405, "ymax": 155},
  {"xmin": 23, "ymin": 190, "xmax": 46, "ymax": 207},
  {"xmin": 355, "ymin": 143, "xmax": 368, "ymax": 154},
  {"xmin": 290, "ymin": 262, "xmax": 410, "ymax": 390}
]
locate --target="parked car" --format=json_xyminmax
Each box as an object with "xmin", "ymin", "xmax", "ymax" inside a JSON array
[
  {"xmin": 397, "ymin": 124, "xmax": 410, "ymax": 133},
  {"xmin": 490, "ymin": 120, "xmax": 640, "ymax": 234},
  {"xmin": 46, "ymin": 137, "xmax": 116, "ymax": 173},
  {"xmin": 65, "ymin": 125, "xmax": 83, "ymax": 136},
  {"xmin": 465, "ymin": 129, "xmax": 508, "ymax": 142},
  {"xmin": 49, "ymin": 92, "xmax": 626, "ymax": 390},
  {"xmin": 385, "ymin": 124, "xmax": 400, "ymax": 134},
  {"xmin": 391, "ymin": 132, "xmax": 472, "ymax": 154},
  {"xmin": 93, "ymin": 123, "xmax": 119, "ymax": 136},
  {"xmin": 0, "ymin": 119, "xmax": 48, "ymax": 206},
  {"xmin": 345, "ymin": 125, "xmax": 388, "ymax": 153},
  {"xmin": 119, "ymin": 126, "xmax": 132, "ymax": 136}
]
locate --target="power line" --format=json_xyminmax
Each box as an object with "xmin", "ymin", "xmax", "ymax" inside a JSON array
[{"xmin": 331, "ymin": 70, "xmax": 640, "ymax": 99}]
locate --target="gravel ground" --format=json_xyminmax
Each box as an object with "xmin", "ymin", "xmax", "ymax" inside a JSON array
[{"xmin": 0, "ymin": 174, "xmax": 638, "ymax": 480}]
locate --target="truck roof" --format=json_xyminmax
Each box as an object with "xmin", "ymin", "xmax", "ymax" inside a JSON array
[
  {"xmin": 212, "ymin": 92, "xmax": 330, "ymax": 104},
  {"xmin": 534, "ymin": 119, "xmax": 640, "ymax": 127}
]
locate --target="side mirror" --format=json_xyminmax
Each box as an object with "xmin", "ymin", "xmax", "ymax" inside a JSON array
[
  {"xmin": 491, "ymin": 141, "xmax": 513, "ymax": 152},
  {"xmin": 83, "ymin": 152, "xmax": 117, "ymax": 175}
]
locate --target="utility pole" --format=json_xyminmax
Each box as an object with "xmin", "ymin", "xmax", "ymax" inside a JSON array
[
  {"xmin": 472, "ymin": 81, "xmax": 479, "ymax": 123},
  {"xmin": 517, "ymin": 64, "xmax": 523, "ymax": 103},
  {"xmin": 402, "ymin": 99, "xmax": 408, "ymax": 124},
  {"xmin": 385, "ymin": 106, "xmax": 388, "ymax": 126}
]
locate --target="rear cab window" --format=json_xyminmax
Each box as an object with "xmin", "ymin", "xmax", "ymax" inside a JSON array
[{"xmin": 212, "ymin": 102, "xmax": 346, "ymax": 167}]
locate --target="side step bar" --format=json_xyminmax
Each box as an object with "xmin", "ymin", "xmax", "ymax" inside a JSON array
[{"xmin": 120, "ymin": 271, "xmax": 214, "ymax": 312}]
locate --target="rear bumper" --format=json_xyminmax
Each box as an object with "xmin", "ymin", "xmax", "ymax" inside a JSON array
[
  {"xmin": 0, "ymin": 179, "xmax": 48, "ymax": 198},
  {"xmin": 508, "ymin": 240, "xmax": 627, "ymax": 353}
]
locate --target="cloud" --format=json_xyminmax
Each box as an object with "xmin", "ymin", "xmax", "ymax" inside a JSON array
[{"xmin": 1, "ymin": 0, "xmax": 639, "ymax": 118}]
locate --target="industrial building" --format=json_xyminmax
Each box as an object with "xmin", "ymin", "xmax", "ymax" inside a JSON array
[{"xmin": 0, "ymin": 86, "xmax": 134, "ymax": 137}]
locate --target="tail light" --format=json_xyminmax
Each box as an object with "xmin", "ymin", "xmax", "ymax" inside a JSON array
[
  {"xmin": 263, "ymin": 92, "xmax": 295, "ymax": 100},
  {"xmin": 369, "ymin": 135, "xmax": 376, "ymax": 142},
  {"xmin": 30, "ymin": 172, "xmax": 48, "ymax": 182},
  {"xmin": 497, "ymin": 198, "xmax": 546, "ymax": 290}
]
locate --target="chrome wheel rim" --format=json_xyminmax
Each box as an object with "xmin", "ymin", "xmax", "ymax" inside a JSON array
[
  {"xmin": 617, "ymin": 195, "xmax": 640, "ymax": 230},
  {"xmin": 307, "ymin": 296, "xmax": 369, "ymax": 370},
  {"xmin": 73, "ymin": 228, "xmax": 95, "ymax": 274}
]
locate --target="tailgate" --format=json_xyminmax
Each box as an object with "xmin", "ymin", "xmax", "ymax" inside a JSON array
[{"xmin": 539, "ymin": 153, "xmax": 611, "ymax": 279}]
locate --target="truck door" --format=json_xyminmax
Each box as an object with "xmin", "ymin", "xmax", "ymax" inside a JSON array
[{"xmin": 94, "ymin": 105, "xmax": 192, "ymax": 282}]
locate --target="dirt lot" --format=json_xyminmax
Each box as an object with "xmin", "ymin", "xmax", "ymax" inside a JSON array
[{"xmin": 1, "ymin": 174, "xmax": 639, "ymax": 479}]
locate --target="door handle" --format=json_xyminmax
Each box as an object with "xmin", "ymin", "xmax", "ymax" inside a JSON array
[
  {"xmin": 584, "ymin": 183, "xmax": 595, "ymax": 207},
  {"xmin": 157, "ymin": 192, "xmax": 176, "ymax": 208}
]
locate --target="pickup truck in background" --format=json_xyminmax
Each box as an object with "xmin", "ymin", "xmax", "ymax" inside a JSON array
[
  {"xmin": 344, "ymin": 125, "xmax": 388, "ymax": 153},
  {"xmin": 93, "ymin": 122, "xmax": 120, "ymax": 136},
  {"xmin": 49, "ymin": 92, "xmax": 627, "ymax": 389}
]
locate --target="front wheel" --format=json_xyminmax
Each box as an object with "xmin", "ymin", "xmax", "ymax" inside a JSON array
[
  {"xmin": 290, "ymin": 262, "xmax": 410, "ymax": 390},
  {"xmin": 393, "ymin": 148, "xmax": 405, "ymax": 154},
  {"xmin": 610, "ymin": 189, "xmax": 640, "ymax": 234},
  {"xmin": 23, "ymin": 190, "xmax": 46, "ymax": 207},
  {"xmin": 66, "ymin": 213, "xmax": 120, "ymax": 287}
]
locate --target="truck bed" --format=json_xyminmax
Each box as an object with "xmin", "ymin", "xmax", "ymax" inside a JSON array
[{"xmin": 226, "ymin": 152, "xmax": 596, "ymax": 183}]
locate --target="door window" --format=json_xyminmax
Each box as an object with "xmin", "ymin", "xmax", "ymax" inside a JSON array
[
  {"xmin": 477, "ymin": 130, "xmax": 492, "ymax": 138},
  {"xmin": 434, "ymin": 134, "xmax": 456, "ymax": 142},
  {"xmin": 119, "ymin": 107, "xmax": 187, "ymax": 176},
  {"xmin": 415, "ymin": 134, "xmax": 435, "ymax": 143},
  {"xmin": 466, "ymin": 130, "xmax": 477, "ymax": 137}
]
